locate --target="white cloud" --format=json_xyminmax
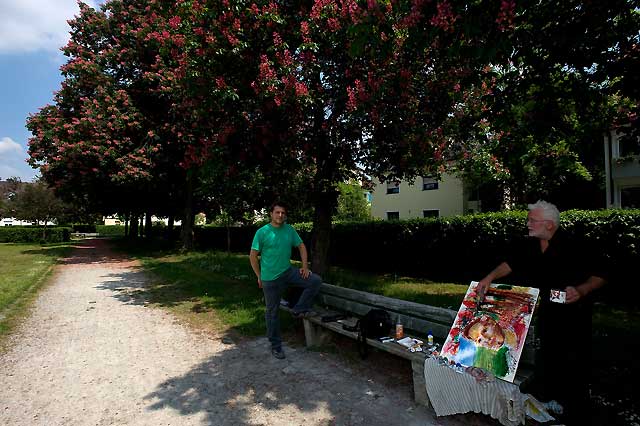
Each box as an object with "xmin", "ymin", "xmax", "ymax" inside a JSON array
[
  {"xmin": 0, "ymin": 137, "xmax": 23, "ymax": 155},
  {"xmin": 0, "ymin": 137, "xmax": 37, "ymax": 181},
  {"xmin": 0, "ymin": 0, "xmax": 102, "ymax": 54}
]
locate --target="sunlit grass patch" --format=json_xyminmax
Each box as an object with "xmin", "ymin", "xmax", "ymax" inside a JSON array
[{"xmin": 0, "ymin": 242, "xmax": 72, "ymax": 341}]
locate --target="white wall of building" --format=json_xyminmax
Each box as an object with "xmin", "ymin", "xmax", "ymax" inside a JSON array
[{"xmin": 371, "ymin": 173, "xmax": 465, "ymax": 220}]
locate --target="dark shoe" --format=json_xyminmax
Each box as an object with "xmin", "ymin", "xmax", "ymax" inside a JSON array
[
  {"xmin": 271, "ymin": 348, "xmax": 286, "ymax": 359},
  {"xmin": 292, "ymin": 310, "xmax": 317, "ymax": 319}
]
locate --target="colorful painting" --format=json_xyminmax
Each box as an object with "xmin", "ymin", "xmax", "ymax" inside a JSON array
[{"xmin": 441, "ymin": 281, "xmax": 539, "ymax": 382}]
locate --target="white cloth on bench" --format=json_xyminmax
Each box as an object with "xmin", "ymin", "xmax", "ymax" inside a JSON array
[{"xmin": 423, "ymin": 357, "xmax": 527, "ymax": 426}]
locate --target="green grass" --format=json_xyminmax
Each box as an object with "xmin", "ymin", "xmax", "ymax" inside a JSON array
[
  {"xmin": 114, "ymin": 240, "xmax": 284, "ymax": 337},
  {"xmin": 113, "ymin": 240, "xmax": 472, "ymax": 340},
  {"xmin": 323, "ymin": 267, "xmax": 468, "ymax": 309},
  {"xmin": 0, "ymin": 242, "xmax": 72, "ymax": 341}
]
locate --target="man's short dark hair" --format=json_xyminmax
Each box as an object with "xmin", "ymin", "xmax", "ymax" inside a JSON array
[{"xmin": 270, "ymin": 201, "xmax": 288, "ymax": 213}]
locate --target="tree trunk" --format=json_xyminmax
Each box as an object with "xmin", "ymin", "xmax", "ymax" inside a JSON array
[
  {"xmin": 167, "ymin": 215, "xmax": 175, "ymax": 240},
  {"xmin": 139, "ymin": 214, "xmax": 144, "ymax": 237},
  {"xmin": 124, "ymin": 212, "xmax": 129, "ymax": 237},
  {"xmin": 129, "ymin": 213, "xmax": 139, "ymax": 239},
  {"xmin": 311, "ymin": 191, "xmax": 337, "ymax": 277},
  {"xmin": 145, "ymin": 211, "xmax": 152, "ymax": 238},
  {"xmin": 309, "ymin": 72, "xmax": 338, "ymax": 277},
  {"xmin": 226, "ymin": 216, "xmax": 231, "ymax": 254},
  {"xmin": 181, "ymin": 171, "xmax": 195, "ymax": 250}
]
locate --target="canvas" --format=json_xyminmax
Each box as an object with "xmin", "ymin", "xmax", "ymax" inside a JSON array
[{"xmin": 441, "ymin": 281, "xmax": 539, "ymax": 382}]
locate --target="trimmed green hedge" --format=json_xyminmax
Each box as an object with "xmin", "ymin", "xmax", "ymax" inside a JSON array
[
  {"xmin": 0, "ymin": 227, "xmax": 71, "ymax": 243},
  {"xmin": 96, "ymin": 225, "xmax": 126, "ymax": 237},
  {"xmin": 72, "ymin": 224, "xmax": 97, "ymax": 233},
  {"xmin": 192, "ymin": 209, "xmax": 639, "ymax": 286}
]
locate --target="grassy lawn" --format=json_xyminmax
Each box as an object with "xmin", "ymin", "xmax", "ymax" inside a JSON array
[
  {"xmin": 0, "ymin": 242, "xmax": 72, "ymax": 341},
  {"xmin": 115, "ymin": 240, "xmax": 636, "ymax": 335},
  {"xmin": 115, "ymin": 240, "xmax": 471, "ymax": 340}
]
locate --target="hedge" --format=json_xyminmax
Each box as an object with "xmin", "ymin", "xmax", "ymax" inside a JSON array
[
  {"xmin": 191, "ymin": 209, "xmax": 639, "ymax": 287},
  {"xmin": 72, "ymin": 224, "xmax": 97, "ymax": 233},
  {"xmin": 96, "ymin": 225, "xmax": 126, "ymax": 237},
  {"xmin": 0, "ymin": 227, "xmax": 71, "ymax": 243}
]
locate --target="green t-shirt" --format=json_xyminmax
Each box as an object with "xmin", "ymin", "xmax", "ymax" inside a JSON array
[{"xmin": 251, "ymin": 223, "xmax": 303, "ymax": 281}]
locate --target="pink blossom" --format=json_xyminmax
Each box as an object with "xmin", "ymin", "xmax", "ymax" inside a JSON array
[
  {"xmin": 168, "ymin": 16, "xmax": 181, "ymax": 29},
  {"xmin": 346, "ymin": 86, "xmax": 357, "ymax": 111},
  {"xmin": 295, "ymin": 82, "xmax": 309, "ymax": 97},
  {"xmin": 430, "ymin": 1, "xmax": 457, "ymax": 32},
  {"xmin": 496, "ymin": 0, "xmax": 516, "ymax": 31},
  {"xmin": 273, "ymin": 32, "xmax": 283, "ymax": 47}
]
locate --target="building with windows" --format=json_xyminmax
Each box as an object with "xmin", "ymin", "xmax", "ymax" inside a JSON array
[
  {"xmin": 371, "ymin": 173, "xmax": 478, "ymax": 220},
  {"xmin": 604, "ymin": 129, "xmax": 640, "ymax": 208}
]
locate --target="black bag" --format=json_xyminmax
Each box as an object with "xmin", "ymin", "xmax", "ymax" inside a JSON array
[{"xmin": 355, "ymin": 309, "xmax": 393, "ymax": 359}]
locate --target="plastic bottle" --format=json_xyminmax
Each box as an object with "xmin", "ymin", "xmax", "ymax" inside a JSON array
[
  {"xmin": 395, "ymin": 320, "xmax": 404, "ymax": 339},
  {"xmin": 427, "ymin": 330, "xmax": 434, "ymax": 346}
]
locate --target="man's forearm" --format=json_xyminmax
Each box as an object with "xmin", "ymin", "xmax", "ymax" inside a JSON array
[
  {"xmin": 484, "ymin": 262, "xmax": 512, "ymax": 282},
  {"xmin": 576, "ymin": 276, "xmax": 606, "ymax": 297},
  {"xmin": 249, "ymin": 252, "xmax": 261, "ymax": 279},
  {"xmin": 298, "ymin": 244, "xmax": 309, "ymax": 269}
]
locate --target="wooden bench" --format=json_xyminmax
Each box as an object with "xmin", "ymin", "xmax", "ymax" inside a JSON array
[{"xmin": 283, "ymin": 283, "xmax": 536, "ymax": 407}]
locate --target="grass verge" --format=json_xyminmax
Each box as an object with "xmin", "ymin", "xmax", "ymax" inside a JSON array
[
  {"xmin": 114, "ymin": 240, "xmax": 472, "ymax": 339},
  {"xmin": 0, "ymin": 242, "xmax": 72, "ymax": 345}
]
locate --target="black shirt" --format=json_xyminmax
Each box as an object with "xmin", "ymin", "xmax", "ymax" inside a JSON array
[{"xmin": 504, "ymin": 231, "xmax": 607, "ymax": 343}]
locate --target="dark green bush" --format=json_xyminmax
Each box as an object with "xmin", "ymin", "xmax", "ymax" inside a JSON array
[
  {"xmin": 72, "ymin": 224, "xmax": 97, "ymax": 233},
  {"xmin": 96, "ymin": 225, "xmax": 126, "ymax": 237},
  {"xmin": 0, "ymin": 227, "xmax": 71, "ymax": 243},
  {"xmin": 194, "ymin": 225, "xmax": 259, "ymax": 252},
  {"xmin": 193, "ymin": 210, "xmax": 639, "ymax": 288}
]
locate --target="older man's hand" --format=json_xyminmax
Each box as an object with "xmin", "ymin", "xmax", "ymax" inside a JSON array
[
  {"xmin": 565, "ymin": 286, "xmax": 581, "ymax": 303},
  {"xmin": 476, "ymin": 278, "xmax": 491, "ymax": 304}
]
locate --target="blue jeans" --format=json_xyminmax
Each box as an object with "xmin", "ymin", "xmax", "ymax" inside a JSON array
[{"xmin": 262, "ymin": 266, "xmax": 322, "ymax": 350}]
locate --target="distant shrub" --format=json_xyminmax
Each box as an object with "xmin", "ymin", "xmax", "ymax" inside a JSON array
[
  {"xmin": 72, "ymin": 224, "xmax": 97, "ymax": 233},
  {"xmin": 96, "ymin": 225, "xmax": 126, "ymax": 237},
  {"xmin": 0, "ymin": 227, "xmax": 71, "ymax": 243}
]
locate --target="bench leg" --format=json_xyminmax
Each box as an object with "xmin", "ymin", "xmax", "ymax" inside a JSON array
[
  {"xmin": 302, "ymin": 319, "xmax": 332, "ymax": 347},
  {"xmin": 411, "ymin": 359, "xmax": 431, "ymax": 408}
]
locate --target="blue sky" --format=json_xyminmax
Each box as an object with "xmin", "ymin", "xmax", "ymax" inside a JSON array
[{"xmin": 0, "ymin": 0, "xmax": 100, "ymax": 182}]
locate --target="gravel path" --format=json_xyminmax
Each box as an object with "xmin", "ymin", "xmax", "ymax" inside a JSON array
[{"xmin": 0, "ymin": 240, "xmax": 494, "ymax": 426}]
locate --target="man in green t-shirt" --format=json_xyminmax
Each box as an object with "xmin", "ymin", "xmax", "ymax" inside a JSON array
[{"xmin": 250, "ymin": 201, "xmax": 322, "ymax": 359}]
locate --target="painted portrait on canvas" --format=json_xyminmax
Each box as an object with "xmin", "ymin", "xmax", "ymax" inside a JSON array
[{"xmin": 441, "ymin": 281, "xmax": 539, "ymax": 382}]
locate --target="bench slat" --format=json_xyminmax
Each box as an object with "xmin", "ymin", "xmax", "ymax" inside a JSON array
[{"xmin": 320, "ymin": 283, "xmax": 457, "ymax": 324}]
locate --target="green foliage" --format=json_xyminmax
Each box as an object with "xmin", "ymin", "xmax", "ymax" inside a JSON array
[
  {"xmin": 72, "ymin": 224, "xmax": 97, "ymax": 233},
  {"xmin": 4, "ymin": 180, "xmax": 66, "ymax": 225},
  {"xmin": 335, "ymin": 182, "xmax": 371, "ymax": 222},
  {"xmin": 199, "ymin": 210, "xmax": 639, "ymax": 294},
  {"xmin": 0, "ymin": 227, "xmax": 71, "ymax": 243},
  {"xmin": 318, "ymin": 210, "xmax": 638, "ymax": 284},
  {"xmin": 95, "ymin": 225, "xmax": 126, "ymax": 237}
]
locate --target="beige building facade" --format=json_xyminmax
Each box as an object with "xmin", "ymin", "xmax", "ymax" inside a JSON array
[
  {"xmin": 604, "ymin": 129, "xmax": 640, "ymax": 208},
  {"xmin": 371, "ymin": 173, "xmax": 476, "ymax": 220}
]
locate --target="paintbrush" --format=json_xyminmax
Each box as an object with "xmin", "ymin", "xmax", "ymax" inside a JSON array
[{"xmin": 474, "ymin": 281, "xmax": 487, "ymax": 316}]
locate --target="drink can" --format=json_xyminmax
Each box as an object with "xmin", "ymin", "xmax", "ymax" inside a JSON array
[{"xmin": 395, "ymin": 323, "xmax": 404, "ymax": 339}]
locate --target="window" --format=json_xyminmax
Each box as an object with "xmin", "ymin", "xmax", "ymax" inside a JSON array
[
  {"xmin": 422, "ymin": 176, "xmax": 439, "ymax": 190},
  {"xmin": 621, "ymin": 187, "xmax": 640, "ymax": 209},
  {"xmin": 423, "ymin": 210, "xmax": 439, "ymax": 218},
  {"xmin": 386, "ymin": 181, "xmax": 400, "ymax": 194},
  {"xmin": 387, "ymin": 211, "xmax": 400, "ymax": 221}
]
